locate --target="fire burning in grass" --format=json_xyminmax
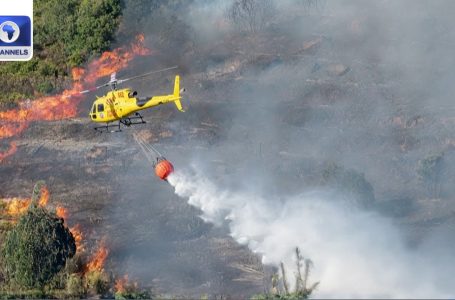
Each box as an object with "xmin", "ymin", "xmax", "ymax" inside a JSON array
[
  {"xmin": 0, "ymin": 182, "xmax": 124, "ymax": 299},
  {"xmin": 1, "ymin": 186, "xmax": 51, "ymax": 217},
  {"xmin": 1, "ymin": 186, "xmax": 84, "ymax": 254},
  {"xmin": 114, "ymin": 274, "xmax": 148, "ymax": 298},
  {"xmin": 38, "ymin": 186, "xmax": 50, "ymax": 207},
  {"xmin": 1, "ymin": 184, "xmax": 109, "ymax": 273},
  {"xmin": 0, "ymin": 183, "xmax": 149, "ymax": 297},
  {"xmin": 56, "ymin": 205, "xmax": 68, "ymax": 219},
  {"xmin": 0, "ymin": 34, "xmax": 152, "ymax": 161},
  {"xmin": 70, "ymin": 224, "xmax": 84, "ymax": 253},
  {"xmin": 85, "ymin": 241, "xmax": 109, "ymax": 273},
  {"xmin": 1, "ymin": 197, "xmax": 30, "ymax": 217},
  {"xmin": 0, "ymin": 141, "xmax": 17, "ymax": 162},
  {"xmin": 115, "ymin": 275, "xmax": 129, "ymax": 293}
]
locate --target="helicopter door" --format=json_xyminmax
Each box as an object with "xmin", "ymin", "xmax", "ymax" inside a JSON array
[
  {"xmin": 91, "ymin": 104, "xmax": 97, "ymax": 119},
  {"xmin": 97, "ymin": 104, "xmax": 105, "ymax": 119}
]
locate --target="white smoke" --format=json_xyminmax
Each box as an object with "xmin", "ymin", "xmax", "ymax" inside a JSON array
[{"xmin": 168, "ymin": 168, "xmax": 454, "ymax": 298}]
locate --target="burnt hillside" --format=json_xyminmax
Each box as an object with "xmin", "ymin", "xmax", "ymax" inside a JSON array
[{"xmin": 2, "ymin": 0, "xmax": 455, "ymax": 297}]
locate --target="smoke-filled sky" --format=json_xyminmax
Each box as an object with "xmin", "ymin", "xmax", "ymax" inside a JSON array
[{"xmin": 117, "ymin": 0, "xmax": 455, "ymax": 297}]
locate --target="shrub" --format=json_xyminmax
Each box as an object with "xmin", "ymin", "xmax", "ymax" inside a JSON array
[
  {"xmin": 115, "ymin": 288, "xmax": 150, "ymax": 299},
  {"xmin": 36, "ymin": 81, "xmax": 54, "ymax": 94},
  {"xmin": 1, "ymin": 205, "xmax": 76, "ymax": 288},
  {"xmin": 66, "ymin": 274, "xmax": 85, "ymax": 297},
  {"xmin": 85, "ymin": 270, "xmax": 110, "ymax": 296},
  {"xmin": 64, "ymin": 253, "xmax": 84, "ymax": 275}
]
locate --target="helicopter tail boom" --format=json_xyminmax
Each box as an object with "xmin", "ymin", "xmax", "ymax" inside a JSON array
[{"xmin": 134, "ymin": 75, "xmax": 186, "ymax": 112}]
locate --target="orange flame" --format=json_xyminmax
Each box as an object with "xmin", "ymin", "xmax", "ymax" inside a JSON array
[
  {"xmin": 115, "ymin": 275, "xmax": 129, "ymax": 293},
  {"xmin": 72, "ymin": 67, "xmax": 85, "ymax": 81},
  {"xmin": 1, "ymin": 198, "xmax": 31, "ymax": 217},
  {"xmin": 84, "ymin": 35, "xmax": 151, "ymax": 83},
  {"xmin": 115, "ymin": 275, "xmax": 139, "ymax": 294},
  {"xmin": 70, "ymin": 224, "xmax": 84, "ymax": 253},
  {"xmin": 0, "ymin": 34, "xmax": 152, "ymax": 161},
  {"xmin": 0, "ymin": 185, "xmax": 56, "ymax": 219},
  {"xmin": 1, "ymin": 188, "xmax": 90, "ymax": 258},
  {"xmin": 1, "ymin": 185, "xmax": 50, "ymax": 218},
  {"xmin": 131, "ymin": 34, "xmax": 151, "ymax": 56},
  {"xmin": 38, "ymin": 186, "xmax": 50, "ymax": 207},
  {"xmin": 0, "ymin": 142, "xmax": 17, "ymax": 162},
  {"xmin": 85, "ymin": 241, "xmax": 109, "ymax": 273},
  {"xmin": 55, "ymin": 207, "xmax": 85, "ymax": 253},
  {"xmin": 56, "ymin": 205, "xmax": 67, "ymax": 219}
]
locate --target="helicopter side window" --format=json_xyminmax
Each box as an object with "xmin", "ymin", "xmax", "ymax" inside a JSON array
[{"xmin": 97, "ymin": 104, "xmax": 104, "ymax": 112}]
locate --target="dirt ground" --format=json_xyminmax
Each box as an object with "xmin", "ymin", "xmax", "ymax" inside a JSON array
[{"xmin": 2, "ymin": 3, "xmax": 455, "ymax": 296}]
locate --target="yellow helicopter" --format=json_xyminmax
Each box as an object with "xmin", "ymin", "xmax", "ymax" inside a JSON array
[{"xmin": 80, "ymin": 66, "xmax": 185, "ymax": 132}]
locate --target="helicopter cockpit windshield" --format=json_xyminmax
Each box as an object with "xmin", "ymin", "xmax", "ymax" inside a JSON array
[{"xmin": 90, "ymin": 104, "xmax": 96, "ymax": 119}]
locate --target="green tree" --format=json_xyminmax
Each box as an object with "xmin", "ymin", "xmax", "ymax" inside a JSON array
[
  {"xmin": 1, "ymin": 204, "xmax": 76, "ymax": 288},
  {"xmin": 71, "ymin": 0, "xmax": 121, "ymax": 65}
]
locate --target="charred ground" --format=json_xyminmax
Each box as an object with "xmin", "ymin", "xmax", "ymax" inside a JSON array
[{"xmin": 2, "ymin": 0, "xmax": 455, "ymax": 297}]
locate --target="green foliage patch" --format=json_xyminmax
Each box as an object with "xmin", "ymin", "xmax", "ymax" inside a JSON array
[
  {"xmin": 1, "ymin": 205, "xmax": 76, "ymax": 289},
  {"xmin": 0, "ymin": 0, "xmax": 121, "ymax": 108}
]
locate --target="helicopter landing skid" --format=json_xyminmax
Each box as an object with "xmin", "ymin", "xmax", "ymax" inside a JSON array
[
  {"xmin": 119, "ymin": 113, "xmax": 147, "ymax": 127},
  {"xmin": 94, "ymin": 122, "xmax": 122, "ymax": 133},
  {"xmin": 94, "ymin": 113, "xmax": 146, "ymax": 133}
]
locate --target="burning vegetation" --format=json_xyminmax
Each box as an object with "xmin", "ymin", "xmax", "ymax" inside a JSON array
[
  {"xmin": 69, "ymin": 224, "xmax": 84, "ymax": 253},
  {"xmin": 1, "ymin": 186, "xmax": 50, "ymax": 219},
  {"xmin": 1, "ymin": 198, "xmax": 29, "ymax": 218},
  {"xmin": 0, "ymin": 31, "xmax": 154, "ymax": 298},
  {"xmin": 3, "ymin": 0, "xmax": 455, "ymax": 298},
  {"xmin": 0, "ymin": 34, "xmax": 152, "ymax": 162},
  {"xmin": 56, "ymin": 205, "xmax": 68, "ymax": 219},
  {"xmin": 0, "ymin": 142, "xmax": 16, "ymax": 162},
  {"xmin": 85, "ymin": 241, "xmax": 109, "ymax": 274},
  {"xmin": 0, "ymin": 182, "xmax": 149, "ymax": 298},
  {"xmin": 1, "ymin": 182, "xmax": 76, "ymax": 290},
  {"xmin": 114, "ymin": 275, "xmax": 150, "ymax": 299}
]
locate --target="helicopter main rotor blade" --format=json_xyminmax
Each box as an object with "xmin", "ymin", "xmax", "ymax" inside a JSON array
[
  {"xmin": 116, "ymin": 66, "xmax": 178, "ymax": 84},
  {"xmin": 79, "ymin": 82, "xmax": 111, "ymax": 94},
  {"xmin": 79, "ymin": 87, "xmax": 97, "ymax": 94},
  {"xmin": 63, "ymin": 86, "xmax": 104, "ymax": 98},
  {"xmin": 68, "ymin": 66, "xmax": 178, "ymax": 96}
]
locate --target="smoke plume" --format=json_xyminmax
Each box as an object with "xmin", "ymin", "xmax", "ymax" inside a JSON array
[
  {"xmin": 114, "ymin": 0, "xmax": 455, "ymax": 297},
  {"xmin": 168, "ymin": 169, "xmax": 454, "ymax": 298}
]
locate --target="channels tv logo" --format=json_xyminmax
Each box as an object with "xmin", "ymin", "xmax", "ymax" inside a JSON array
[{"xmin": 0, "ymin": 16, "xmax": 32, "ymax": 61}]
